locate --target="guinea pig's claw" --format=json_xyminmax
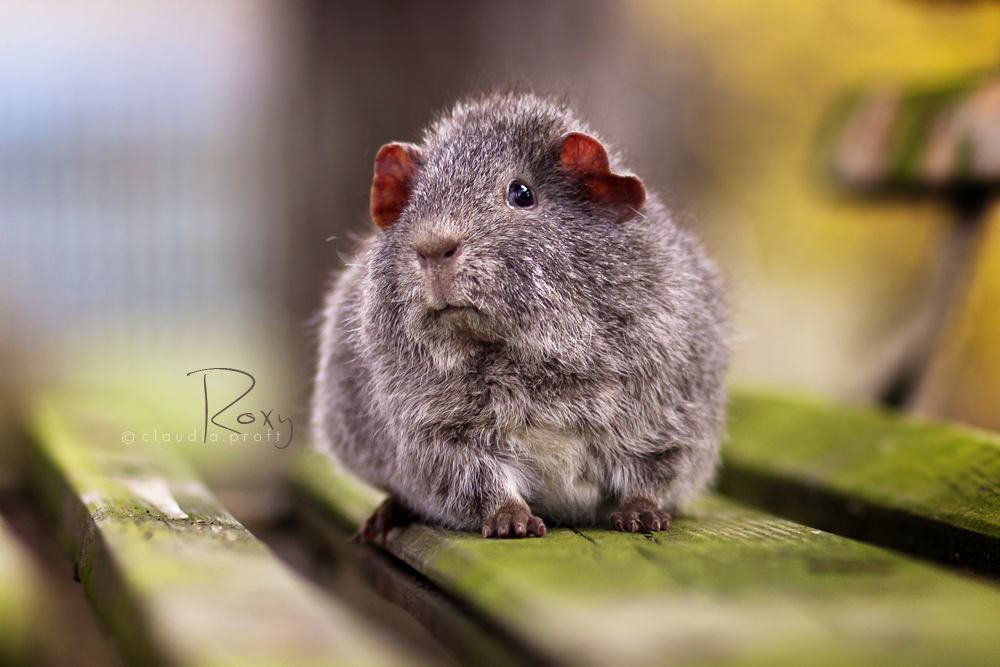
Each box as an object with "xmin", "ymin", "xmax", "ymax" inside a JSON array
[
  {"xmin": 610, "ymin": 498, "xmax": 670, "ymax": 534},
  {"xmin": 357, "ymin": 495, "xmax": 412, "ymax": 545},
  {"xmin": 482, "ymin": 501, "xmax": 546, "ymax": 539}
]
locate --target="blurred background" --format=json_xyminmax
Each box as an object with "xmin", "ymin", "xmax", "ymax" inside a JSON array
[{"xmin": 2, "ymin": 0, "xmax": 1000, "ymax": 536}]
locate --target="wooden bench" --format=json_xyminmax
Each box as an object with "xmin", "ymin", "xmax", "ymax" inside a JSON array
[
  {"xmin": 288, "ymin": 388, "xmax": 1000, "ymax": 667},
  {"xmin": 8, "ymin": 76, "xmax": 1000, "ymax": 667},
  {"xmin": 20, "ymin": 391, "xmax": 427, "ymax": 667},
  {"xmin": 12, "ymin": 381, "xmax": 1000, "ymax": 667}
]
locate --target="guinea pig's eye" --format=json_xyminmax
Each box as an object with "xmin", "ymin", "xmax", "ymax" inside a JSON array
[{"xmin": 506, "ymin": 180, "xmax": 535, "ymax": 209}]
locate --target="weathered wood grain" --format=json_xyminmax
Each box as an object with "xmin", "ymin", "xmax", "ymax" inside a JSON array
[
  {"xmin": 291, "ymin": 449, "xmax": 1000, "ymax": 667},
  {"xmin": 720, "ymin": 390, "xmax": 1000, "ymax": 574},
  {"xmin": 292, "ymin": 499, "xmax": 541, "ymax": 667},
  {"xmin": 25, "ymin": 392, "xmax": 425, "ymax": 667}
]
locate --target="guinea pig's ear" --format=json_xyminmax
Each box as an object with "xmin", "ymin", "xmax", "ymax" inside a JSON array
[
  {"xmin": 558, "ymin": 132, "xmax": 645, "ymax": 223},
  {"xmin": 371, "ymin": 142, "xmax": 421, "ymax": 229}
]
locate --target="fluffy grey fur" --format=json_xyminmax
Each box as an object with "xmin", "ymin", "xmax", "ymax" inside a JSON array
[{"xmin": 312, "ymin": 92, "xmax": 727, "ymax": 534}]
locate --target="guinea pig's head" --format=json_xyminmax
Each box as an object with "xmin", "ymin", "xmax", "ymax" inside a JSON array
[{"xmin": 363, "ymin": 93, "xmax": 646, "ymax": 365}]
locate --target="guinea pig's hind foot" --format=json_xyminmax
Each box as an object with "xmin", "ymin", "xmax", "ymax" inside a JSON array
[
  {"xmin": 357, "ymin": 495, "xmax": 413, "ymax": 545},
  {"xmin": 481, "ymin": 500, "xmax": 547, "ymax": 539},
  {"xmin": 610, "ymin": 498, "xmax": 670, "ymax": 533}
]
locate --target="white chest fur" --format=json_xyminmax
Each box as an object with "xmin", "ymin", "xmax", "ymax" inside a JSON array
[{"xmin": 506, "ymin": 428, "xmax": 603, "ymax": 524}]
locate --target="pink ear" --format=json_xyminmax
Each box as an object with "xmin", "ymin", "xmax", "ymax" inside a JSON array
[
  {"xmin": 371, "ymin": 143, "xmax": 421, "ymax": 229},
  {"xmin": 559, "ymin": 133, "xmax": 645, "ymax": 223}
]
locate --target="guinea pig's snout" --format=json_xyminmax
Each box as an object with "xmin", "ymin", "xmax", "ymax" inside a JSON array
[
  {"xmin": 412, "ymin": 236, "xmax": 463, "ymax": 308},
  {"xmin": 414, "ymin": 237, "xmax": 461, "ymax": 270}
]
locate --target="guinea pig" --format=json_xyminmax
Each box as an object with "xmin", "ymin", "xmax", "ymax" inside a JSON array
[{"xmin": 312, "ymin": 91, "xmax": 727, "ymax": 541}]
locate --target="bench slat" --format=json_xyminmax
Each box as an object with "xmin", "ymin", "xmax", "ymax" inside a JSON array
[
  {"xmin": 824, "ymin": 75, "xmax": 1000, "ymax": 191},
  {"xmin": 0, "ymin": 515, "xmax": 49, "ymax": 666},
  {"xmin": 26, "ymin": 392, "xmax": 425, "ymax": 667},
  {"xmin": 720, "ymin": 390, "xmax": 1000, "ymax": 574},
  {"xmin": 291, "ymin": 449, "xmax": 1000, "ymax": 667}
]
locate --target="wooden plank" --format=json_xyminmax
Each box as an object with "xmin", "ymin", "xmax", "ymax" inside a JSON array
[
  {"xmin": 24, "ymin": 391, "xmax": 425, "ymax": 667},
  {"xmin": 720, "ymin": 390, "xmax": 1000, "ymax": 574},
  {"xmin": 290, "ymin": 450, "xmax": 1000, "ymax": 667},
  {"xmin": 292, "ymin": 498, "xmax": 542, "ymax": 667},
  {"xmin": 823, "ymin": 74, "xmax": 1000, "ymax": 191},
  {"xmin": 0, "ymin": 514, "xmax": 48, "ymax": 666}
]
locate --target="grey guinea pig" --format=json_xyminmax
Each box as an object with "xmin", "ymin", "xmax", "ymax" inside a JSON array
[{"xmin": 311, "ymin": 91, "xmax": 727, "ymax": 541}]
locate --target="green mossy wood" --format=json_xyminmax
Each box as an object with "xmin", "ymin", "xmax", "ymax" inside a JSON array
[
  {"xmin": 721, "ymin": 390, "xmax": 1000, "ymax": 574},
  {"xmin": 24, "ymin": 392, "xmax": 424, "ymax": 667},
  {"xmin": 291, "ymin": 447, "xmax": 1000, "ymax": 667}
]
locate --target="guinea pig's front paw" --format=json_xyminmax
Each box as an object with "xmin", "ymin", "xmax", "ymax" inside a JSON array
[
  {"xmin": 481, "ymin": 500, "xmax": 547, "ymax": 539},
  {"xmin": 358, "ymin": 495, "xmax": 412, "ymax": 545},
  {"xmin": 610, "ymin": 498, "xmax": 670, "ymax": 533}
]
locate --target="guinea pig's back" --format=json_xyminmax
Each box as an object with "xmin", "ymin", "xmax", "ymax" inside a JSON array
[{"xmin": 312, "ymin": 252, "xmax": 396, "ymax": 490}]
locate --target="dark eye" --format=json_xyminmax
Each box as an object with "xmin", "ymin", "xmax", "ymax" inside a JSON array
[{"xmin": 506, "ymin": 180, "xmax": 535, "ymax": 208}]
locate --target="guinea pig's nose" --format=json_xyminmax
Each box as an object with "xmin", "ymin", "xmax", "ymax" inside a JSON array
[{"xmin": 414, "ymin": 238, "xmax": 461, "ymax": 269}]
